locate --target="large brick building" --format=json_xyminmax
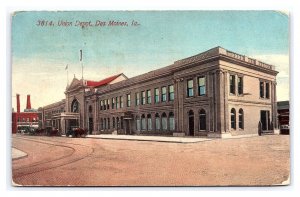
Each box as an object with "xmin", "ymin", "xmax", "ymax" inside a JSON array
[
  {"xmin": 12, "ymin": 94, "xmax": 39, "ymax": 133},
  {"xmin": 40, "ymin": 46, "xmax": 279, "ymax": 138}
]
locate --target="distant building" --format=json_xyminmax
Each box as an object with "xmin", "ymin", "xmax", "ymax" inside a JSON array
[
  {"xmin": 277, "ymin": 101, "xmax": 289, "ymax": 134},
  {"xmin": 12, "ymin": 94, "xmax": 39, "ymax": 133},
  {"xmin": 40, "ymin": 47, "xmax": 279, "ymax": 138}
]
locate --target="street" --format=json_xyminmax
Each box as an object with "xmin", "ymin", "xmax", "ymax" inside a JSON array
[{"xmin": 12, "ymin": 135, "xmax": 290, "ymax": 186}]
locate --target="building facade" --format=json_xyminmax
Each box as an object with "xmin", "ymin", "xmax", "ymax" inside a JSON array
[
  {"xmin": 40, "ymin": 47, "xmax": 279, "ymax": 138},
  {"xmin": 12, "ymin": 94, "xmax": 39, "ymax": 133}
]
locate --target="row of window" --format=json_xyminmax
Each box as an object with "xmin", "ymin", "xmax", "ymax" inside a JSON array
[
  {"xmin": 260, "ymin": 81, "xmax": 270, "ymax": 99},
  {"xmin": 99, "ymin": 85, "xmax": 175, "ymax": 111},
  {"xmin": 17, "ymin": 117, "xmax": 39, "ymax": 122},
  {"xmin": 187, "ymin": 76, "xmax": 206, "ymax": 97},
  {"xmin": 136, "ymin": 112, "xmax": 175, "ymax": 131},
  {"xmin": 230, "ymin": 108, "xmax": 244, "ymax": 130},
  {"xmin": 229, "ymin": 75, "xmax": 243, "ymax": 95}
]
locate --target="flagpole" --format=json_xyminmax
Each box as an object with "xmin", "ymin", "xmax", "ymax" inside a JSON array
[{"xmin": 80, "ymin": 49, "xmax": 83, "ymax": 80}]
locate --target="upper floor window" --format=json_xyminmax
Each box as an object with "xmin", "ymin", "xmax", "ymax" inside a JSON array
[
  {"xmin": 266, "ymin": 82, "xmax": 270, "ymax": 99},
  {"xmin": 116, "ymin": 97, "xmax": 119, "ymax": 109},
  {"xmin": 104, "ymin": 100, "xmax": 107, "ymax": 110},
  {"xmin": 260, "ymin": 81, "xmax": 264, "ymax": 98},
  {"xmin": 169, "ymin": 85, "xmax": 174, "ymax": 101},
  {"xmin": 136, "ymin": 92, "xmax": 140, "ymax": 106},
  {"xmin": 107, "ymin": 99, "xmax": 110, "ymax": 110},
  {"xmin": 198, "ymin": 77, "xmax": 206, "ymax": 96},
  {"xmin": 142, "ymin": 91, "xmax": 146, "ymax": 105},
  {"xmin": 230, "ymin": 75, "xmax": 236, "ymax": 94},
  {"xmin": 147, "ymin": 90, "xmax": 151, "ymax": 104},
  {"xmin": 187, "ymin": 79, "xmax": 194, "ymax": 97},
  {"xmin": 127, "ymin": 94, "xmax": 131, "ymax": 107},
  {"xmin": 120, "ymin": 96, "xmax": 123, "ymax": 108},
  {"xmin": 112, "ymin": 98, "xmax": 115, "ymax": 109},
  {"xmin": 155, "ymin": 88, "xmax": 159, "ymax": 103},
  {"xmin": 238, "ymin": 76, "xmax": 243, "ymax": 95},
  {"xmin": 100, "ymin": 100, "xmax": 103, "ymax": 110},
  {"xmin": 161, "ymin": 87, "xmax": 167, "ymax": 102}
]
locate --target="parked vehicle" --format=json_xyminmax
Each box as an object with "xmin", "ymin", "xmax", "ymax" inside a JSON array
[
  {"xmin": 66, "ymin": 127, "xmax": 87, "ymax": 138},
  {"xmin": 45, "ymin": 127, "xmax": 60, "ymax": 136}
]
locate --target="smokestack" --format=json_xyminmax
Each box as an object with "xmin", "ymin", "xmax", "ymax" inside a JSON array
[
  {"xmin": 16, "ymin": 94, "xmax": 20, "ymax": 113},
  {"xmin": 26, "ymin": 94, "xmax": 31, "ymax": 109}
]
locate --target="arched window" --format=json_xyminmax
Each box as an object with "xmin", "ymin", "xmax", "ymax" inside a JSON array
[
  {"xmin": 155, "ymin": 113, "xmax": 160, "ymax": 130},
  {"xmin": 71, "ymin": 99, "xmax": 79, "ymax": 113},
  {"xmin": 239, "ymin": 109, "xmax": 244, "ymax": 129},
  {"xmin": 147, "ymin": 114, "xmax": 152, "ymax": 131},
  {"xmin": 112, "ymin": 117, "xmax": 115, "ymax": 129},
  {"xmin": 199, "ymin": 109, "xmax": 206, "ymax": 130},
  {"xmin": 88, "ymin": 105, "xmax": 92, "ymax": 113},
  {"xmin": 162, "ymin": 112, "xmax": 167, "ymax": 131},
  {"xmin": 169, "ymin": 112, "xmax": 175, "ymax": 131},
  {"xmin": 141, "ymin": 114, "xmax": 146, "ymax": 130},
  {"xmin": 107, "ymin": 118, "xmax": 110, "ymax": 130},
  {"xmin": 231, "ymin": 108, "xmax": 236, "ymax": 129},
  {"xmin": 136, "ymin": 116, "xmax": 141, "ymax": 131},
  {"xmin": 100, "ymin": 118, "xmax": 103, "ymax": 130}
]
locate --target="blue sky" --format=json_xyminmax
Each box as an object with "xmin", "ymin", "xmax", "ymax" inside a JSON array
[{"xmin": 12, "ymin": 11, "xmax": 289, "ymax": 110}]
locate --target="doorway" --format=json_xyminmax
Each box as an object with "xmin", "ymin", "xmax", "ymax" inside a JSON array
[
  {"xmin": 188, "ymin": 110, "xmax": 194, "ymax": 136},
  {"xmin": 88, "ymin": 118, "xmax": 93, "ymax": 134},
  {"xmin": 260, "ymin": 110, "xmax": 270, "ymax": 130}
]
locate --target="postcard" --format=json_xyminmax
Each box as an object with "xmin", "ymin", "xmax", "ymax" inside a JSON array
[{"xmin": 11, "ymin": 11, "xmax": 289, "ymax": 186}]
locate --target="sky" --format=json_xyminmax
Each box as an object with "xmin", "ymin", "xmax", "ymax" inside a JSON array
[{"xmin": 11, "ymin": 11, "xmax": 289, "ymax": 111}]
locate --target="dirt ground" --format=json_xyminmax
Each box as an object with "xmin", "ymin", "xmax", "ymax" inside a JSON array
[{"xmin": 12, "ymin": 135, "xmax": 290, "ymax": 186}]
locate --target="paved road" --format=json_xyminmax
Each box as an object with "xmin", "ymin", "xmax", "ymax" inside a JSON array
[{"xmin": 12, "ymin": 135, "xmax": 290, "ymax": 186}]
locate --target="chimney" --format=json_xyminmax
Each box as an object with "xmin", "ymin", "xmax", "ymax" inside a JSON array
[
  {"xmin": 26, "ymin": 94, "xmax": 31, "ymax": 109},
  {"xmin": 16, "ymin": 94, "xmax": 20, "ymax": 113}
]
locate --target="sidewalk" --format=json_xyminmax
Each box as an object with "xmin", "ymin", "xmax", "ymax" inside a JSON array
[
  {"xmin": 12, "ymin": 147, "xmax": 27, "ymax": 160},
  {"xmin": 86, "ymin": 134, "xmax": 212, "ymax": 143}
]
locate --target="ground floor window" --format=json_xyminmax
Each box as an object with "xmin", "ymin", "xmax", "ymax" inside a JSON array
[
  {"xmin": 239, "ymin": 109, "xmax": 244, "ymax": 129},
  {"xmin": 155, "ymin": 113, "xmax": 160, "ymax": 130},
  {"xmin": 199, "ymin": 109, "xmax": 206, "ymax": 130},
  {"xmin": 231, "ymin": 108, "xmax": 236, "ymax": 129},
  {"xmin": 147, "ymin": 114, "xmax": 152, "ymax": 131},
  {"xmin": 162, "ymin": 113, "xmax": 167, "ymax": 130},
  {"xmin": 136, "ymin": 117, "xmax": 141, "ymax": 131},
  {"xmin": 141, "ymin": 115, "xmax": 146, "ymax": 130},
  {"xmin": 169, "ymin": 112, "xmax": 175, "ymax": 131}
]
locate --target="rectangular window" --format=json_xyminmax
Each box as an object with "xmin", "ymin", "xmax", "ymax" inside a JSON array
[
  {"xmin": 136, "ymin": 119, "xmax": 141, "ymax": 131},
  {"xmin": 112, "ymin": 98, "xmax": 115, "ymax": 109},
  {"xmin": 116, "ymin": 97, "xmax": 119, "ymax": 109},
  {"xmin": 155, "ymin": 117, "xmax": 160, "ymax": 130},
  {"xmin": 238, "ymin": 77, "xmax": 243, "ymax": 95},
  {"xmin": 120, "ymin": 96, "xmax": 123, "ymax": 108},
  {"xmin": 142, "ymin": 91, "xmax": 146, "ymax": 105},
  {"xmin": 161, "ymin": 86, "xmax": 167, "ymax": 102},
  {"xmin": 100, "ymin": 100, "xmax": 103, "ymax": 110},
  {"xmin": 127, "ymin": 94, "xmax": 131, "ymax": 107},
  {"xmin": 155, "ymin": 88, "xmax": 159, "ymax": 103},
  {"xmin": 141, "ymin": 117, "xmax": 146, "ymax": 130},
  {"xmin": 260, "ymin": 81, "xmax": 264, "ymax": 98},
  {"xmin": 198, "ymin": 77, "xmax": 206, "ymax": 96},
  {"xmin": 169, "ymin": 117, "xmax": 175, "ymax": 131},
  {"xmin": 147, "ymin": 90, "xmax": 151, "ymax": 104},
  {"xmin": 230, "ymin": 75, "xmax": 236, "ymax": 94},
  {"xmin": 136, "ymin": 93, "xmax": 140, "ymax": 106},
  {"xmin": 169, "ymin": 85, "xmax": 174, "ymax": 101},
  {"xmin": 107, "ymin": 99, "xmax": 110, "ymax": 110},
  {"xmin": 147, "ymin": 118, "xmax": 152, "ymax": 130},
  {"xmin": 187, "ymin": 79, "xmax": 194, "ymax": 97},
  {"xmin": 104, "ymin": 100, "xmax": 107, "ymax": 110},
  {"xmin": 266, "ymin": 82, "xmax": 270, "ymax": 99}
]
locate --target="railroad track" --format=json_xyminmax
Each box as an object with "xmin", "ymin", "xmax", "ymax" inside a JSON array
[{"xmin": 12, "ymin": 136, "xmax": 95, "ymax": 180}]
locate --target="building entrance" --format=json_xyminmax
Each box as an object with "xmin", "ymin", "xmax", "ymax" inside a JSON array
[
  {"xmin": 188, "ymin": 110, "xmax": 194, "ymax": 136},
  {"xmin": 260, "ymin": 110, "xmax": 270, "ymax": 130}
]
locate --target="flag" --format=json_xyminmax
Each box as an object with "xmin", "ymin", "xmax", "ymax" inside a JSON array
[
  {"xmin": 65, "ymin": 64, "xmax": 68, "ymax": 70},
  {"xmin": 80, "ymin": 49, "xmax": 82, "ymax": 61}
]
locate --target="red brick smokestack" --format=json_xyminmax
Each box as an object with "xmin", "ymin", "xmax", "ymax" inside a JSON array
[
  {"xmin": 26, "ymin": 94, "xmax": 31, "ymax": 109},
  {"xmin": 16, "ymin": 94, "xmax": 20, "ymax": 113}
]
